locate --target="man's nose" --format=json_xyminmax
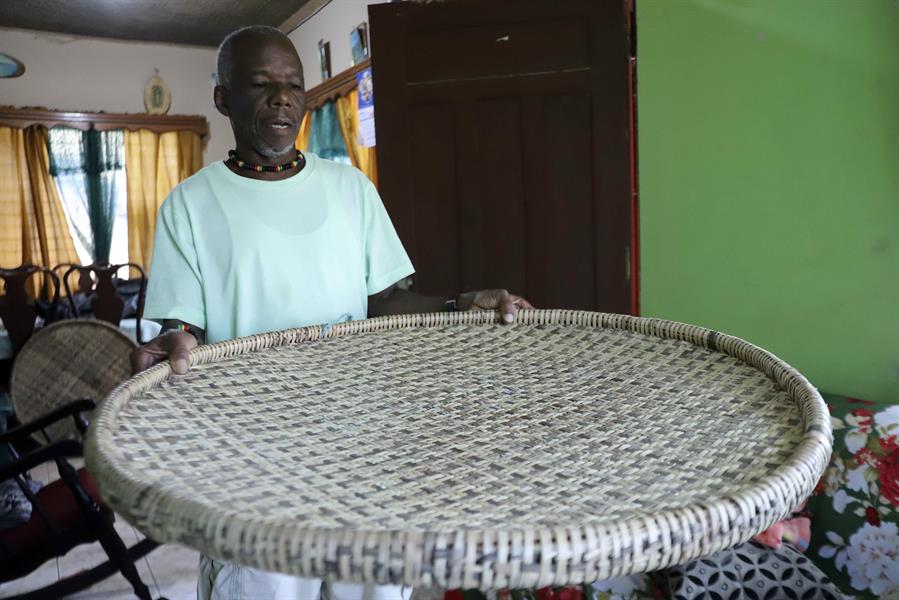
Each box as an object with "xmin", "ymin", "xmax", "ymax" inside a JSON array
[{"xmin": 269, "ymin": 84, "xmax": 293, "ymax": 107}]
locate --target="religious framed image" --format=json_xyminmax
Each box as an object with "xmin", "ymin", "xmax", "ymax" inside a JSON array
[
  {"xmin": 350, "ymin": 22, "xmax": 369, "ymax": 65},
  {"xmin": 144, "ymin": 71, "xmax": 171, "ymax": 114},
  {"xmin": 318, "ymin": 39, "xmax": 332, "ymax": 81}
]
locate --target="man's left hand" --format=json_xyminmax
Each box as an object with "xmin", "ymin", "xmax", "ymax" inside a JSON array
[{"xmin": 457, "ymin": 289, "xmax": 534, "ymax": 324}]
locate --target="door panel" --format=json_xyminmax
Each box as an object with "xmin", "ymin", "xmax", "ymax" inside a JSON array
[
  {"xmin": 371, "ymin": 0, "xmax": 633, "ymax": 313},
  {"xmin": 525, "ymin": 92, "xmax": 596, "ymax": 310},
  {"xmin": 407, "ymin": 103, "xmax": 459, "ymax": 294},
  {"xmin": 406, "ymin": 19, "xmax": 590, "ymax": 83},
  {"xmin": 460, "ymin": 97, "xmax": 526, "ymax": 294}
]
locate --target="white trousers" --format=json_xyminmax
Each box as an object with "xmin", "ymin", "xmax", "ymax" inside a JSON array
[{"xmin": 198, "ymin": 555, "xmax": 414, "ymax": 600}]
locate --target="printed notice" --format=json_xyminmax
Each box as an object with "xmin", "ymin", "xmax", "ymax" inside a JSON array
[{"xmin": 356, "ymin": 68, "xmax": 376, "ymax": 148}]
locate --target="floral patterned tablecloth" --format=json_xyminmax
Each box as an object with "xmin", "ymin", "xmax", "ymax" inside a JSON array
[{"xmin": 809, "ymin": 394, "xmax": 899, "ymax": 599}]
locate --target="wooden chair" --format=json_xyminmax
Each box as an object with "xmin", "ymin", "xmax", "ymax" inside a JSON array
[
  {"xmin": 56, "ymin": 262, "xmax": 148, "ymax": 344},
  {"xmin": 0, "ymin": 265, "xmax": 60, "ymax": 358},
  {"xmin": 0, "ymin": 399, "xmax": 160, "ymax": 599}
]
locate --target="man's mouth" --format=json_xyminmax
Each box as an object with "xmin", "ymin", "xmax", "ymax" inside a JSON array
[{"xmin": 269, "ymin": 122, "xmax": 292, "ymax": 130}]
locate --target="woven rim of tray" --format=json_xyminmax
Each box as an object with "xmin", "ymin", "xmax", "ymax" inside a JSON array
[{"xmin": 85, "ymin": 310, "xmax": 831, "ymax": 590}]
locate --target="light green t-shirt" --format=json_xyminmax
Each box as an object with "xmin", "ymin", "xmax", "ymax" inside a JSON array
[{"xmin": 143, "ymin": 153, "xmax": 414, "ymax": 343}]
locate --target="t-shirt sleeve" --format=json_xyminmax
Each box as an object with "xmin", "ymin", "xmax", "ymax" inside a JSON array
[
  {"xmin": 362, "ymin": 181, "xmax": 415, "ymax": 295},
  {"xmin": 142, "ymin": 191, "xmax": 206, "ymax": 329}
]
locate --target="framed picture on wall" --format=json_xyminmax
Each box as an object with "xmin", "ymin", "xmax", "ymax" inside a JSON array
[
  {"xmin": 350, "ymin": 22, "xmax": 369, "ymax": 65},
  {"xmin": 143, "ymin": 70, "xmax": 171, "ymax": 114},
  {"xmin": 318, "ymin": 39, "xmax": 332, "ymax": 80}
]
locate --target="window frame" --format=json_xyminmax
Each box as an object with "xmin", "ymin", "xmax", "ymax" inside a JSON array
[{"xmin": 0, "ymin": 107, "xmax": 208, "ymax": 138}]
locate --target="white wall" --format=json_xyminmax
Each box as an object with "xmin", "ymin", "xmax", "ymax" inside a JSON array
[
  {"xmin": 288, "ymin": 1, "xmax": 382, "ymax": 89},
  {"xmin": 0, "ymin": 28, "xmax": 232, "ymax": 165}
]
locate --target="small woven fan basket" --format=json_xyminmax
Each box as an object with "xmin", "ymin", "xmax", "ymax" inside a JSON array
[{"xmin": 12, "ymin": 319, "xmax": 135, "ymax": 440}]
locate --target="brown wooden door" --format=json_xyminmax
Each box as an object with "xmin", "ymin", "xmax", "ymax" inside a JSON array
[{"xmin": 370, "ymin": 0, "xmax": 634, "ymax": 313}]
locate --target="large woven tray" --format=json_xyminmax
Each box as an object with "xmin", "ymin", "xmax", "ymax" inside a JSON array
[{"xmin": 85, "ymin": 310, "xmax": 831, "ymax": 591}]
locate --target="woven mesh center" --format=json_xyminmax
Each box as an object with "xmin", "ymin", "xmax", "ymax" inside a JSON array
[{"xmin": 111, "ymin": 324, "xmax": 801, "ymax": 530}]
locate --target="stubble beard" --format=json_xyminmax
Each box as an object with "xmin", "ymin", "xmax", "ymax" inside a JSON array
[
  {"xmin": 257, "ymin": 140, "xmax": 296, "ymax": 158},
  {"xmin": 239, "ymin": 121, "xmax": 296, "ymax": 160}
]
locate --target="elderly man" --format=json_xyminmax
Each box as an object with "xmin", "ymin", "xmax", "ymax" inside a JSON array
[{"xmin": 132, "ymin": 25, "xmax": 531, "ymax": 600}]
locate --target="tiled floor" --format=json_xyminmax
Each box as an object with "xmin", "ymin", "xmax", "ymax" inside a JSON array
[{"xmin": 1, "ymin": 459, "xmax": 199, "ymax": 600}]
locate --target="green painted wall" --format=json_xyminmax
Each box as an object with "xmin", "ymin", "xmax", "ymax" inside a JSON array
[{"xmin": 637, "ymin": 0, "xmax": 899, "ymax": 402}]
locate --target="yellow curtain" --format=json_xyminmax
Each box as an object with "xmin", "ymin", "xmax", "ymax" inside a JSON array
[
  {"xmin": 335, "ymin": 90, "xmax": 378, "ymax": 187},
  {"xmin": 296, "ymin": 111, "xmax": 313, "ymax": 151},
  {"xmin": 0, "ymin": 125, "xmax": 80, "ymax": 297},
  {"xmin": 124, "ymin": 129, "xmax": 203, "ymax": 271}
]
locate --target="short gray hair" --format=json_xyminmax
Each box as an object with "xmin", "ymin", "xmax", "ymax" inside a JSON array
[{"xmin": 216, "ymin": 25, "xmax": 290, "ymax": 88}]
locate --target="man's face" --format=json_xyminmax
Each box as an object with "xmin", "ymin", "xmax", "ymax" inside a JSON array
[{"xmin": 217, "ymin": 35, "xmax": 306, "ymax": 160}]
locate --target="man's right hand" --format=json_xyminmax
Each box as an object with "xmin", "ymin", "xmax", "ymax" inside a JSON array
[{"xmin": 131, "ymin": 330, "xmax": 198, "ymax": 375}]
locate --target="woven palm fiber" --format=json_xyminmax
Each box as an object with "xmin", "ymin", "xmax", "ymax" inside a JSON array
[
  {"xmin": 11, "ymin": 319, "xmax": 135, "ymax": 440},
  {"xmin": 85, "ymin": 310, "xmax": 831, "ymax": 591}
]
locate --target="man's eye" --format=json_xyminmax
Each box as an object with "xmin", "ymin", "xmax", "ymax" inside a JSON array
[
  {"xmin": 252, "ymin": 82, "xmax": 267, "ymax": 88},
  {"xmin": 291, "ymin": 84, "xmax": 303, "ymax": 90}
]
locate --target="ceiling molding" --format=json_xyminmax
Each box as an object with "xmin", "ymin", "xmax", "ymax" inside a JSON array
[{"xmin": 279, "ymin": 0, "xmax": 333, "ymax": 34}]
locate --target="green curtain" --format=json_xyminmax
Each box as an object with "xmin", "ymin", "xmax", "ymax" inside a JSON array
[
  {"xmin": 48, "ymin": 128, "xmax": 124, "ymax": 263},
  {"xmin": 307, "ymin": 101, "xmax": 351, "ymax": 164}
]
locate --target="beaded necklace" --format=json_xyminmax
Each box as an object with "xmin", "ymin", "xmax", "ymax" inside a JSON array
[{"xmin": 226, "ymin": 149, "xmax": 306, "ymax": 173}]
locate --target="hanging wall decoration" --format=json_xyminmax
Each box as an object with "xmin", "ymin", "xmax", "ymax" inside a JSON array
[
  {"xmin": 319, "ymin": 39, "xmax": 332, "ymax": 81},
  {"xmin": 144, "ymin": 70, "xmax": 172, "ymax": 114},
  {"xmin": 356, "ymin": 67, "xmax": 376, "ymax": 148},
  {"xmin": 0, "ymin": 52, "xmax": 25, "ymax": 78},
  {"xmin": 350, "ymin": 23, "xmax": 369, "ymax": 65}
]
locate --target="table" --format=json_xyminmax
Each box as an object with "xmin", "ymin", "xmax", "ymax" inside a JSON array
[
  {"xmin": 84, "ymin": 310, "xmax": 832, "ymax": 591},
  {"xmin": 0, "ymin": 318, "xmax": 161, "ymax": 360}
]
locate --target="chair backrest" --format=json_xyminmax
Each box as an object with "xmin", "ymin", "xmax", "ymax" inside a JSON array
[
  {"xmin": 55, "ymin": 262, "xmax": 148, "ymax": 344},
  {"xmin": 0, "ymin": 265, "xmax": 60, "ymax": 357}
]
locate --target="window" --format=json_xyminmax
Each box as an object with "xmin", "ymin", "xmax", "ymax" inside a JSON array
[
  {"xmin": 307, "ymin": 101, "xmax": 352, "ymax": 165},
  {"xmin": 48, "ymin": 128, "xmax": 128, "ymax": 265}
]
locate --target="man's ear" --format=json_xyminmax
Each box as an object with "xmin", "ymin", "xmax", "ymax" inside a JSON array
[{"xmin": 214, "ymin": 85, "xmax": 230, "ymax": 117}]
